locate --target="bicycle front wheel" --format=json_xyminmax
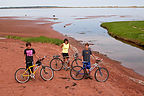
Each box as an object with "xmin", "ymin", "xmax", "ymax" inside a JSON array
[
  {"xmin": 40, "ymin": 66, "xmax": 54, "ymax": 81},
  {"xmin": 50, "ymin": 58, "xmax": 63, "ymax": 71},
  {"xmin": 15, "ymin": 68, "xmax": 30, "ymax": 83},
  {"xmin": 94, "ymin": 67, "xmax": 109, "ymax": 82},
  {"xmin": 70, "ymin": 66, "xmax": 85, "ymax": 80}
]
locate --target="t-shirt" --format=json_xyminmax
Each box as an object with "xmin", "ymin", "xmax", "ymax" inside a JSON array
[
  {"xmin": 24, "ymin": 48, "xmax": 35, "ymax": 62},
  {"xmin": 82, "ymin": 49, "xmax": 92, "ymax": 62},
  {"xmin": 62, "ymin": 43, "xmax": 69, "ymax": 53}
]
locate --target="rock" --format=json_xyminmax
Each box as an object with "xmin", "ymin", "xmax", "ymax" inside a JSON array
[
  {"xmin": 65, "ymin": 86, "xmax": 69, "ymax": 89},
  {"xmin": 59, "ymin": 77, "xmax": 70, "ymax": 79},
  {"xmin": 79, "ymin": 32, "xmax": 86, "ymax": 34},
  {"xmin": 72, "ymin": 82, "xmax": 77, "ymax": 86},
  {"xmin": 53, "ymin": 15, "xmax": 55, "ymax": 17}
]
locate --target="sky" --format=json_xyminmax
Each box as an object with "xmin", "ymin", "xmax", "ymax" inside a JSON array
[{"xmin": 0, "ymin": 0, "xmax": 144, "ymax": 7}]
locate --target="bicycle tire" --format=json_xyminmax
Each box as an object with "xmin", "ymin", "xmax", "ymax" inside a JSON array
[
  {"xmin": 94, "ymin": 67, "xmax": 109, "ymax": 82},
  {"xmin": 40, "ymin": 66, "xmax": 54, "ymax": 81},
  {"xmin": 15, "ymin": 68, "xmax": 30, "ymax": 83},
  {"xmin": 71, "ymin": 59, "xmax": 82, "ymax": 68},
  {"xmin": 50, "ymin": 58, "xmax": 63, "ymax": 71},
  {"xmin": 70, "ymin": 66, "xmax": 85, "ymax": 80}
]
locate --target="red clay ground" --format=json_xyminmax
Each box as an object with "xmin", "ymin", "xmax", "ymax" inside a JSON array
[{"xmin": 0, "ymin": 17, "xmax": 144, "ymax": 96}]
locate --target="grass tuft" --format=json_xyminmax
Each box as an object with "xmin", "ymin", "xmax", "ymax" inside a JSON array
[
  {"xmin": 101, "ymin": 21, "xmax": 144, "ymax": 46},
  {"xmin": 5, "ymin": 35, "xmax": 63, "ymax": 46}
]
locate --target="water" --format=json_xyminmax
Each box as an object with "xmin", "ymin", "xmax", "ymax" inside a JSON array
[{"xmin": 0, "ymin": 8, "xmax": 144, "ymax": 76}]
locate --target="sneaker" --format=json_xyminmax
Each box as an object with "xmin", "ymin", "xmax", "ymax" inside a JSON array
[
  {"xmin": 84, "ymin": 74, "xmax": 89, "ymax": 79},
  {"xmin": 88, "ymin": 76, "xmax": 93, "ymax": 80},
  {"xmin": 84, "ymin": 76, "xmax": 89, "ymax": 79}
]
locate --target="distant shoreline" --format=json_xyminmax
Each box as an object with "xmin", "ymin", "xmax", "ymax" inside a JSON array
[{"xmin": 0, "ymin": 6, "xmax": 144, "ymax": 9}]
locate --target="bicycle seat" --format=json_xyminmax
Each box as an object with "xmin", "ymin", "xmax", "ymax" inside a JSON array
[
  {"xmin": 36, "ymin": 60, "xmax": 42, "ymax": 66},
  {"xmin": 53, "ymin": 55, "xmax": 60, "ymax": 58}
]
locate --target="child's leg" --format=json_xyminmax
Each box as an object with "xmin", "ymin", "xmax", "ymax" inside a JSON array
[
  {"xmin": 29, "ymin": 62, "xmax": 33, "ymax": 73},
  {"xmin": 26, "ymin": 62, "xmax": 30, "ymax": 73},
  {"xmin": 87, "ymin": 62, "xmax": 91, "ymax": 75},
  {"xmin": 83, "ymin": 64, "xmax": 88, "ymax": 74},
  {"xmin": 66, "ymin": 58, "xmax": 70, "ymax": 67},
  {"xmin": 88, "ymin": 69, "xmax": 91, "ymax": 75}
]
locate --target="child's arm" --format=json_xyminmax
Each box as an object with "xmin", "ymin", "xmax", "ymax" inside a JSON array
[
  {"xmin": 81, "ymin": 56, "xmax": 84, "ymax": 62},
  {"xmin": 60, "ymin": 44, "xmax": 63, "ymax": 48},
  {"xmin": 34, "ymin": 54, "xmax": 39, "ymax": 59},
  {"xmin": 91, "ymin": 53, "xmax": 101, "ymax": 60},
  {"xmin": 82, "ymin": 50, "xmax": 84, "ymax": 62},
  {"xmin": 91, "ymin": 53, "xmax": 96, "ymax": 60}
]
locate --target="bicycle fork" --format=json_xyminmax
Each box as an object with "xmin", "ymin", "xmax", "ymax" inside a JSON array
[
  {"xmin": 42, "ymin": 66, "xmax": 48, "ymax": 74},
  {"xmin": 98, "ymin": 67, "xmax": 103, "ymax": 76}
]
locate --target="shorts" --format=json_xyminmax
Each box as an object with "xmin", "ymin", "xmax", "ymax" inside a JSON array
[
  {"xmin": 83, "ymin": 62, "xmax": 91, "ymax": 69},
  {"xmin": 62, "ymin": 53, "xmax": 69, "ymax": 59}
]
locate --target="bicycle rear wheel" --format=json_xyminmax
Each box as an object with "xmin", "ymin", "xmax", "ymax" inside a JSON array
[
  {"xmin": 70, "ymin": 66, "xmax": 85, "ymax": 80},
  {"xmin": 15, "ymin": 68, "xmax": 30, "ymax": 83},
  {"xmin": 94, "ymin": 67, "xmax": 109, "ymax": 82},
  {"xmin": 40, "ymin": 66, "xmax": 54, "ymax": 81},
  {"xmin": 50, "ymin": 58, "xmax": 63, "ymax": 71},
  {"xmin": 71, "ymin": 59, "xmax": 82, "ymax": 68}
]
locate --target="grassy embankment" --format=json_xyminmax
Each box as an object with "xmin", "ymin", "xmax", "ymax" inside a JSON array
[
  {"xmin": 5, "ymin": 36, "xmax": 63, "ymax": 46},
  {"xmin": 101, "ymin": 21, "xmax": 144, "ymax": 47}
]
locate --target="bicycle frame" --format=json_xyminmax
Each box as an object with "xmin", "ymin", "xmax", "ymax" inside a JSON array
[
  {"xmin": 76, "ymin": 62, "xmax": 100, "ymax": 76},
  {"xmin": 22, "ymin": 64, "xmax": 40, "ymax": 77},
  {"xmin": 22, "ymin": 56, "xmax": 48, "ymax": 77},
  {"xmin": 89, "ymin": 63, "xmax": 100, "ymax": 72},
  {"xmin": 63, "ymin": 56, "xmax": 81, "ymax": 65}
]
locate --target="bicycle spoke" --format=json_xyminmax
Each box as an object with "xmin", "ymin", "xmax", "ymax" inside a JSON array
[
  {"xmin": 15, "ymin": 68, "xmax": 30, "ymax": 83},
  {"xmin": 70, "ymin": 66, "xmax": 85, "ymax": 80},
  {"xmin": 40, "ymin": 66, "xmax": 54, "ymax": 81},
  {"xmin": 50, "ymin": 58, "xmax": 63, "ymax": 71}
]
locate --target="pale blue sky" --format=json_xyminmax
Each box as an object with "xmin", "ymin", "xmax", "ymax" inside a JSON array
[{"xmin": 0, "ymin": 0, "xmax": 144, "ymax": 7}]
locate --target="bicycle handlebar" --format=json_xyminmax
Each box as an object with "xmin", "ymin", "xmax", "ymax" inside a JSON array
[{"xmin": 39, "ymin": 55, "xmax": 48, "ymax": 61}]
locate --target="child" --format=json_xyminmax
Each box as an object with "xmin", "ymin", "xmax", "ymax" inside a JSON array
[
  {"xmin": 24, "ymin": 42, "xmax": 39, "ymax": 74},
  {"xmin": 82, "ymin": 43, "xmax": 95, "ymax": 79},
  {"xmin": 60, "ymin": 38, "xmax": 71, "ymax": 69}
]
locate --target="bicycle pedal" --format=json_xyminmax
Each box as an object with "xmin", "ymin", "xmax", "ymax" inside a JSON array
[
  {"xmin": 62, "ymin": 67, "xmax": 65, "ymax": 70},
  {"xmin": 66, "ymin": 67, "xmax": 70, "ymax": 71},
  {"xmin": 30, "ymin": 73, "xmax": 35, "ymax": 79}
]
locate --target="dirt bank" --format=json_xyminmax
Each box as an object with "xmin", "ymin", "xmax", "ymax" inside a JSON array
[{"xmin": 0, "ymin": 17, "xmax": 144, "ymax": 96}]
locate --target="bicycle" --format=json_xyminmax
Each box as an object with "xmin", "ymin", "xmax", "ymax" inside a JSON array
[
  {"xmin": 15, "ymin": 56, "xmax": 54, "ymax": 83},
  {"xmin": 50, "ymin": 53, "xmax": 82, "ymax": 71},
  {"xmin": 70, "ymin": 59, "xmax": 109, "ymax": 82}
]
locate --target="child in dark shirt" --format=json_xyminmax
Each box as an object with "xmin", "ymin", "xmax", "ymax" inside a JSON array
[
  {"xmin": 82, "ymin": 43, "xmax": 96, "ymax": 79},
  {"xmin": 24, "ymin": 42, "xmax": 39, "ymax": 73}
]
